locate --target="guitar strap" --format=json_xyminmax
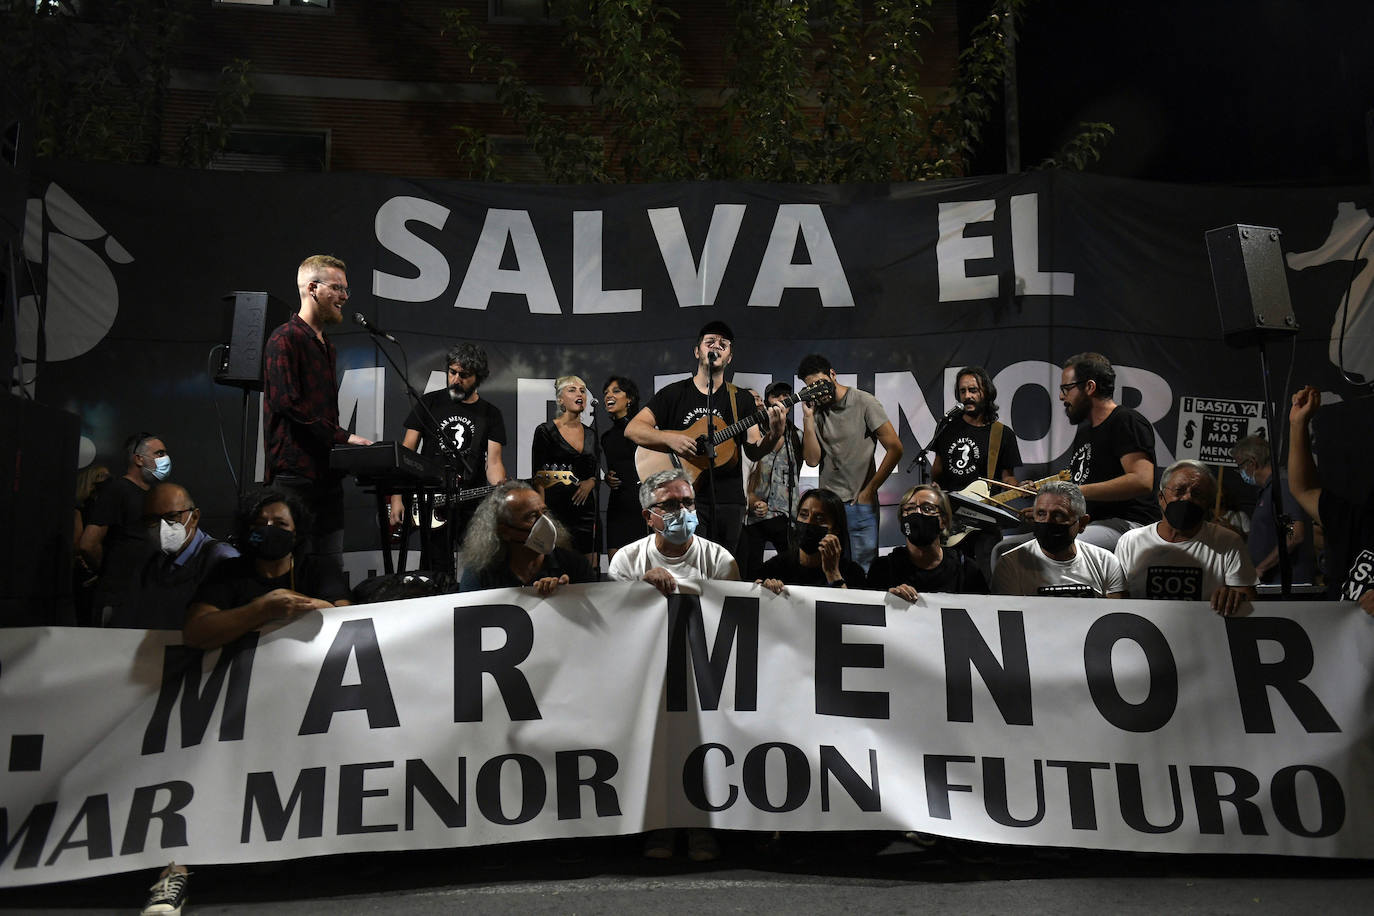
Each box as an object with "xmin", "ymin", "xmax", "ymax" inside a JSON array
[
  {"xmin": 724, "ymin": 382, "xmax": 740, "ymax": 428},
  {"xmin": 988, "ymin": 421, "xmax": 1004, "ymax": 479}
]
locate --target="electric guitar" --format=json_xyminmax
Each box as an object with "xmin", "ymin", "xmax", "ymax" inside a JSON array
[
  {"xmin": 634, "ymin": 378, "xmax": 835, "ymax": 484},
  {"xmin": 945, "ymin": 470, "xmax": 1072, "ymax": 545},
  {"xmin": 533, "ymin": 469, "xmax": 581, "ymax": 489}
]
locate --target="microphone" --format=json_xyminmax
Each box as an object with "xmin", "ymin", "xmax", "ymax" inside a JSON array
[
  {"xmin": 354, "ymin": 312, "xmax": 398, "ymax": 344},
  {"xmin": 707, "ymin": 351, "xmax": 719, "ymax": 364},
  {"xmin": 944, "ymin": 404, "xmax": 964, "ymax": 420},
  {"xmin": 587, "ymin": 394, "xmax": 599, "ymax": 405}
]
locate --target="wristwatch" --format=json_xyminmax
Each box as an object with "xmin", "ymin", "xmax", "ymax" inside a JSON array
[{"xmin": 828, "ymin": 577, "xmax": 846, "ymax": 588}]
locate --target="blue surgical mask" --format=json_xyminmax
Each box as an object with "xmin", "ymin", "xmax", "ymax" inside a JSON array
[
  {"xmin": 1238, "ymin": 467, "xmax": 1256, "ymax": 487},
  {"xmin": 151, "ymin": 455, "xmax": 172, "ymax": 480},
  {"xmin": 659, "ymin": 509, "xmax": 698, "ymax": 545}
]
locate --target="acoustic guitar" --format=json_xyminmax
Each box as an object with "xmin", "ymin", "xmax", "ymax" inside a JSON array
[{"xmin": 634, "ymin": 378, "xmax": 835, "ymax": 485}]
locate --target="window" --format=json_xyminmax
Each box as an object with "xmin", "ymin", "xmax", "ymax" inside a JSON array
[
  {"xmin": 213, "ymin": 1, "xmax": 333, "ymax": 11},
  {"xmin": 489, "ymin": 0, "xmax": 551, "ymax": 23},
  {"xmin": 207, "ymin": 128, "xmax": 330, "ymax": 172}
]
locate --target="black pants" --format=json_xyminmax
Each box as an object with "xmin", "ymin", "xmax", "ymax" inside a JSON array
[{"xmin": 698, "ymin": 501, "xmax": 746, "ymax": 564}]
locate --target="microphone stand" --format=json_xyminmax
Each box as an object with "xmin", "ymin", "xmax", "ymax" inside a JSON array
[
  {"xmin": 362, "ymin": 326, "xmax": 466, "ymax": 588},
  {"xmin": 1257, "ymin": 339, "xmax": 1293, "ymax": 597},
  {"xmin": 908, "ymin": 408, "xmax": 961, "ymax": 484},
  {"xmin": 703, "ymin": 354, "xmax": 719, "ymax": 544},
  {"xmin": 783, "ymin": 417, "xmax": 799, "ymax": 551},
  {"xmin": 589, "ymin": 399, "xmax": 605, "ymax": 580}
]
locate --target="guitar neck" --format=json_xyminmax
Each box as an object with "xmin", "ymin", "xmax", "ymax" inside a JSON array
[
  {"xmin": 459, "ymin": 484, "xmax": 496, "ymax": 501},
  {"xmin": 711, "ymin": 392, "xmax": 800, "ymax": 445},
  {"xmin": 988, "ymin": 470, "xmax": 1071, "ymax": 506}
]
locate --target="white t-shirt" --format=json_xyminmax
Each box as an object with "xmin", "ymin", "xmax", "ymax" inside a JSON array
[
  {"xmin": 608, "ymin": 534, "xmax": 739, "ymax": 593},
  {"xmin": 1114, "ymin": 521, "xmax": 1258, "ymax": 601},
  {"xmin": 992, "ymin": 538, "xmax": 1126, "ymax": 598}
]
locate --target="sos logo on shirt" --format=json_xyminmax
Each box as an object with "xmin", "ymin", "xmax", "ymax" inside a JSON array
[
  {"xmin": 1146, "ymin": 565, "xmax": 1203, "ymax": 600},
  {"xmin": 1341, "ymin": 549, "xmax": 1374, "ymax": 601}
]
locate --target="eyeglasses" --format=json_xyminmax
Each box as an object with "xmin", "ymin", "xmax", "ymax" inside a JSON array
[
  {"xmin": 142, "ymin": 507, "xmax": 194, "ymax": 528},
  {"xmin": 901, "ymin": 502, "xmax": 942, "ymax": 517},
  {"xmin": 313, "ymin": 280, "xmax": 350, "ymax": 295},
  {"xmin": 1058, "ymin": 381, "xmax": 1083, "ymax": 395},
  {"xmin": 651, "ymin": 497, "xmax": 696, "ymax": 514}
]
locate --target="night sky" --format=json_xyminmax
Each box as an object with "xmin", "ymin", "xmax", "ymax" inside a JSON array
[{"xmin": 982, "ymin": 0, "xmax": 1374, "ymax": 185}]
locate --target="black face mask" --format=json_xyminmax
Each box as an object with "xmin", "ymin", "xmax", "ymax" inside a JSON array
[
  {"xmin": 1163, "ymin": 499, "xmax": 1206, "ymax": 533},
  {"xmin": 1033, "ymin": 520, "xmax": 1076, "ymax": 554},
  {"xmin": 901, "ymin": 513, "xmax": 942, "ymax": 547},
  {"xmin": 246, "ymin": 524, "xmax": 295, "ymax": 561},
  {"xmin": 794, "ymin": 521, "xmax": 828, "ymax": 553}
]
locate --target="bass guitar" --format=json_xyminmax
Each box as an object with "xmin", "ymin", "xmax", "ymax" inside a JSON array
[{"xmin": 407, "ymin": 483, "xmax": 500, "ymax": 530}]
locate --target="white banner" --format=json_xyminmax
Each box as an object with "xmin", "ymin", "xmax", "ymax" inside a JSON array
[{"xmin": 2, "ymin": 582, "xmax": 1373, "ymax": 886}]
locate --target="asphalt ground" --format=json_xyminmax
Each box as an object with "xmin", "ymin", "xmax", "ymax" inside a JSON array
[{"xmin": 2, "ymin": 831, "xmax": 1369, "ymax": 914}]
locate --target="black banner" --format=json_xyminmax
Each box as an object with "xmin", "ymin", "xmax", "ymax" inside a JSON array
[{"xmin": 20, "ymin": 164, "xmax": 1374, "ymax": 548}]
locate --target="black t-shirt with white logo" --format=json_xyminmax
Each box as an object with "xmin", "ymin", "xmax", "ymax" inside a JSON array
[
  {"xmin": 931, "ymin": 419, "xmax": 1022, "ymax": 491},
  {"xmin": 1066, "ymin": 405, "xmax": 1158, "ymax": 525},
  {"xmin": 1318, "ymin": 489, "xmax": 1374, "ymax": 602},
  {"xmin": 644, "ymin": 378, "xmax": 756, "ymax": 505},
  {"xmin": 403, "ymin": 391, "xmax": 506, "ymax": 483}
]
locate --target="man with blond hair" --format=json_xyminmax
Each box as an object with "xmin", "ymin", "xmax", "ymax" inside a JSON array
[{"xmin": 263, "ymin": 254, "xmax": 372, "ymax": 573}]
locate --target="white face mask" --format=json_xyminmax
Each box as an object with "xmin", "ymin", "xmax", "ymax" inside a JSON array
[
  {"xmin": 524, "ymin": 513, "xmax": 558, "ymax": 556},
  {"xmin": 158, "ymin": 518, "xmax": 190, "ymax": 555}
]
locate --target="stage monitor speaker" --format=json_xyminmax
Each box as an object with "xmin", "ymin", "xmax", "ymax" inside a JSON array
[
  {"xmin": 215, "ymin": 290, "xmax": 283, "ymax": 391},
  {"xmin": 0, "ymin": 393, "xmax": 80, "ymax": 626},
  {"xmin": 1206, "ymin": 224, "xmax": 1299, "ymax": 348}
]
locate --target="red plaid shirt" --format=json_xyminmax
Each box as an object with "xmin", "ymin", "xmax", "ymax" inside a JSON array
[{"xmin": 263, "ymin": 313, "xmax": 349, "ymax": 481}]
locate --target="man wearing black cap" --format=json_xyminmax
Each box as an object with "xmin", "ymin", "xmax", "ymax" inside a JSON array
[{"xmin": 627, "ymin": 321, "xmax": 786, "ymax": 554}]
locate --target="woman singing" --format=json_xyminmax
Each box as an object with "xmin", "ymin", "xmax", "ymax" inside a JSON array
[
  {"xmin": 532, "ymin": 375, "xmax": 599, "ymax": 568},
  {"xmin": 601, "ymin": 374, "xmax": 647, "ymax": 560}
]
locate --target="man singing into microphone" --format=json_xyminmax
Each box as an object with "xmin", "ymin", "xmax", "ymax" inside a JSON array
[
  {"xmin": 262, "ymin": 254, "xmax": 372, "ymax": 574},
  {"xmin": 930, "ymin": 366, "xmax": 1021, "ymax": 492},
  {"xmin": 626, "ymin": 321, "xmax": 785, "ymax": 553}
]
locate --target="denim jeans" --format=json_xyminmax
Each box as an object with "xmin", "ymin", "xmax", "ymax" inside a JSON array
[{"xmin": 845, "ymin": 502, "xmax": 879, "ymax": 573}]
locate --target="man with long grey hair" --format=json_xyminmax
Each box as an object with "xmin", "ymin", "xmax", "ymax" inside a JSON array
[
  {"xmin": 458, "ymin": 480, "xmax": 593, "ymax": 596},
  {"xmin": 993, "ymin": 480, "xmax": 1126, "ymax": 598}
]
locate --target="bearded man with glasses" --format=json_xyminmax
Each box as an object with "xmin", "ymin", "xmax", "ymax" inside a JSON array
[{"xmin": 1056, "ymin": 351, "xmax": 1158, "ymax": 552}]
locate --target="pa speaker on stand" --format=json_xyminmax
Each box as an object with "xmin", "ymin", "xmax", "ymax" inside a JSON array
[{"xmin": 1206, "ymin": 224, "xmax": 1300, "ymax": 596}]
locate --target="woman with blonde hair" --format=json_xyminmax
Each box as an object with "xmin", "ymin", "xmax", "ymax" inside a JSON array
[{"xmin": 531, "ymin": 375, "xmax": 599, "ymax": 569}]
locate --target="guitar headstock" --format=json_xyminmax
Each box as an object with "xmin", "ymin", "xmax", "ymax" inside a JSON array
[{"xmin": 798, "ymin": 378, "xmax": 836, "ymax": 407}]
